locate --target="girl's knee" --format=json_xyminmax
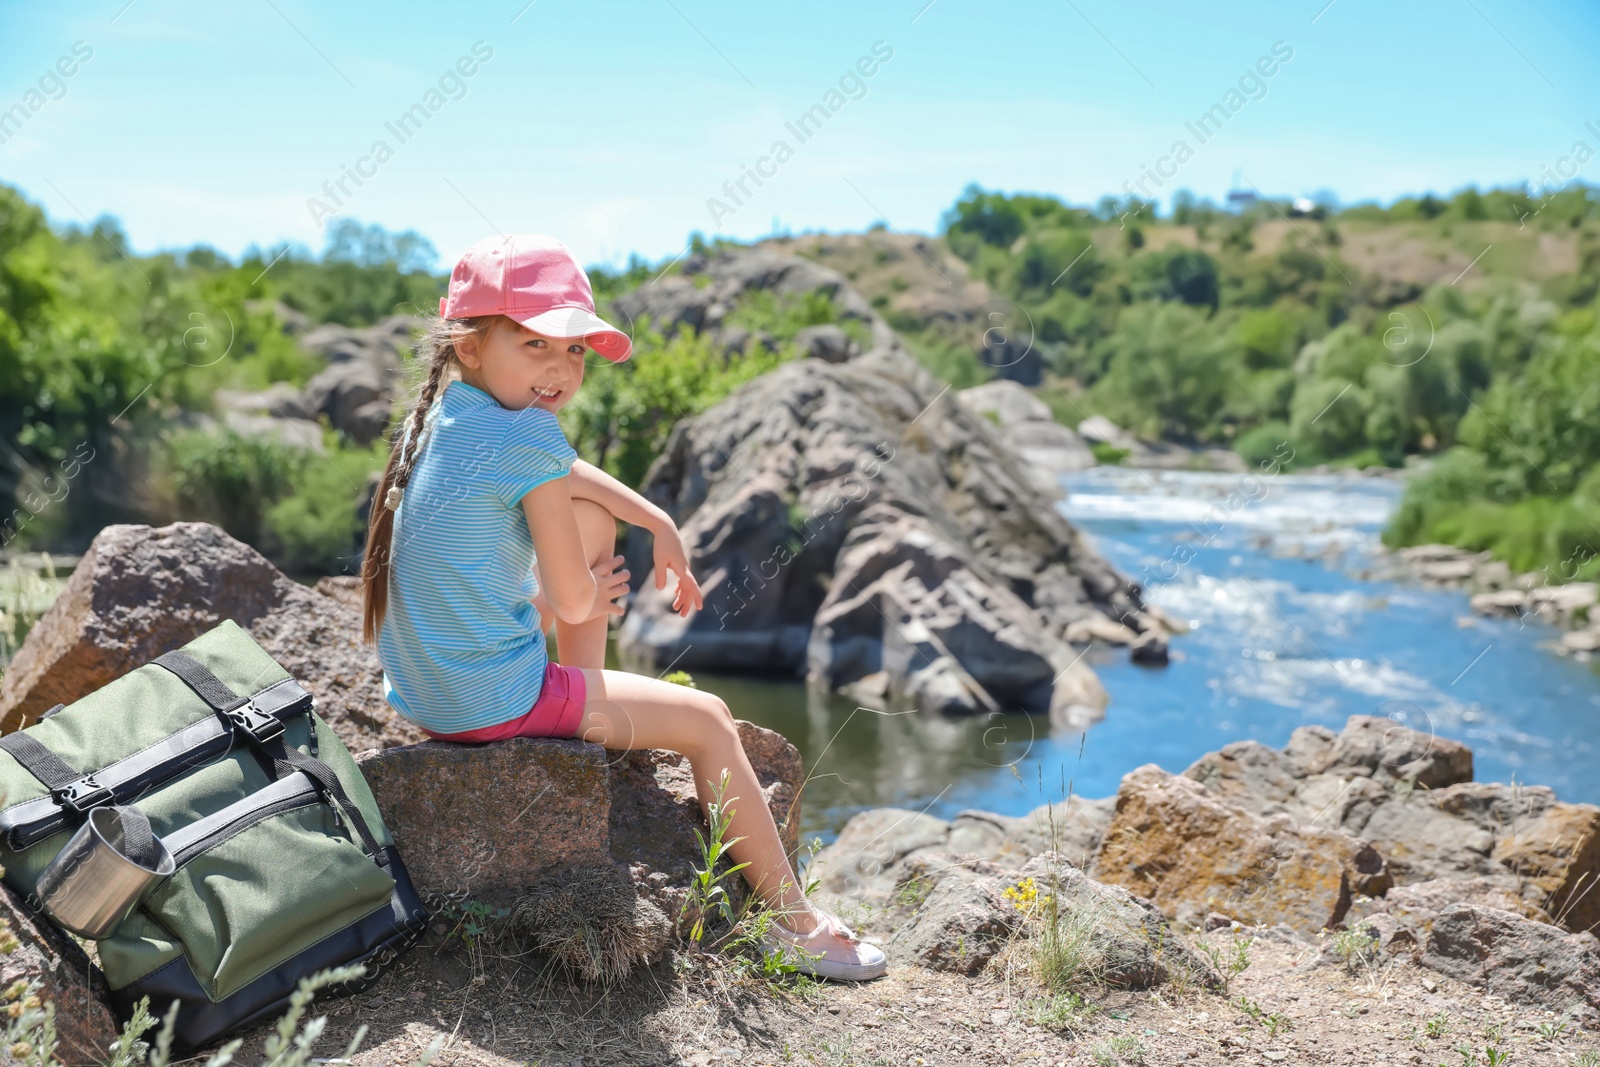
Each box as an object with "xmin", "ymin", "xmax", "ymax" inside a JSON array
[
  {"xmin": 572, "ymin": 497, "xmax": 619, "ymax": 563},
  {"xmin": 687, "ymin": 696, "xmax": 738, "ymax": 750}
]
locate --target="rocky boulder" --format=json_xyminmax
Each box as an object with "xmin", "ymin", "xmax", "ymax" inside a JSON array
[
  {"xmin": 886, "ymin": 862, "xmax": 1020, "ymax": 975},
  {"xmin": 956, "ymin": 381, "xmax": 1095, "ymax": 499},
  {"xmin": 612, "ymin": 249, "xmax": 878, "ymax": 353},
  {"xmin": 356, "ymin": 719, "xmax": 804, "ymax": 923},
  {"xmin": 0, "ymin": 522, "xmax": 424, "ymax": 749},
  {"xmin": 1421, "ymin": 903, "xmax": 1600, "ymax": 1013},
  {"xmin": 1015, "ymin": 853, "xmax": 1220, "ymax": 990},
  {"xmin": 214, "ymin": 313, "xmax": 416, "ymax": 447},
  {"xmin": 807, "ymin": 796, "xmax": 1114, "ymax": 904},
  {"xmin": 0, "ymin": 885, "xmax": 117, "ymax": 1066},
  {"xmin": 617, "ymin": 252, "xmax": 1151, "ymax": 718},
  {"xmin": 1344, "ymin": 876, "xmax": 1553, "ymax": 950},
  {"xmin": 1095, "ymin": 764, "xmax": 1392, "ymax": 936},
  {"xmin": 1181, "ymin": 716, "xmax": 1600, "ymax": 932}
]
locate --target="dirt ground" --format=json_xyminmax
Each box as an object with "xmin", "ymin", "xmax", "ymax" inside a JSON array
[{"xmin": 199, "ymin": 911, "xmax": 1600, "ymax": 1067}]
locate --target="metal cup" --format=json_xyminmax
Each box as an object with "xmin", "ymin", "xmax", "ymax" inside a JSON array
[{"xmin": 36, "ymin": 807, "xmax": 175, "ymax": 940}]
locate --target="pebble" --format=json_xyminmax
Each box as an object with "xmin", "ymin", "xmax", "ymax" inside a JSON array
[{"xmin": 827, "ymin": 1006, "xmax": 841, "ymax": 1015}]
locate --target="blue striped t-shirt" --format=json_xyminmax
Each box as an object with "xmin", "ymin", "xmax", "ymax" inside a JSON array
[{"xmin": 378, "ymin": 378, "xmax": 579, "ymax": 734}]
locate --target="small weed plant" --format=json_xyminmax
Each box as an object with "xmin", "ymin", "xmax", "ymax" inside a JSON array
[
  {"xmin": 6, "ymin": 960, "xmax": 444, "ymax": 1067},
  {"xmin": 1021, "ymin": 991, "xmax": 1101, "ymax": 1033},
  {"xmin": 1196, "ymin": 933, "xmax": 1253, "ymax": 996},
  {"xmin": 678, "ymin": 768, "xmax": 751, "ymax": 947},
  {"xmin": 435, "ymin": 898, "xmax": 509, "ymax": 978},
  {"xmin": 1331, "ymin": 924, "xmax": 1381, "ymax": 971}
]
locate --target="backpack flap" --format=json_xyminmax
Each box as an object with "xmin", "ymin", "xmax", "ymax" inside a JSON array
[{"xmin": 0, "ymin": 621, "xmax": 314, "ymax": 853}]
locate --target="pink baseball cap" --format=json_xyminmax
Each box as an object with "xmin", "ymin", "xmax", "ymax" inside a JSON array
[{"xmin": 439, "ymin": 234, "xmax": 632, "ymax": 362}]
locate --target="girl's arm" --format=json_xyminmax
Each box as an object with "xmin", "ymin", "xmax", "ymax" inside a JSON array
[
  {"xmin": 568, "ymin": 459, "xmax": 705, "ymax": 617},
  {"xmin": 521, "ymin": 476, "xmax": 608, "ymax": 625},
  {"xmin": 566, "ymin": 459, "xmax": 670, "ymax": 532}
]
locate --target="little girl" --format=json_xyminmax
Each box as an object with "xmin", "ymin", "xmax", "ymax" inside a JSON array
[{"xmin": 359, "ymin": 234, "xmax": 885, "ymax": 981}]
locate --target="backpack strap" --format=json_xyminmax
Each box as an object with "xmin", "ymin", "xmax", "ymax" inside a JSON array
[
  {"xmin": 0, "ymin": 733, "xmax": 112, "ymax": 814},
  {"xmin": 151, "ymin": 650, "xmax": 387, "ymax": 865}
]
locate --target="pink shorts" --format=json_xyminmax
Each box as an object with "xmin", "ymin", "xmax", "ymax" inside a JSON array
[{"xmin": 422, "ymin": 661, "xmax": 588, "ymax": 743}]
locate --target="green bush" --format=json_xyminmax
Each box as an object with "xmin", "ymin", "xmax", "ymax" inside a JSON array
[
  {"xmin": 166, "ymin": 427, "xmax": 306, "ymax": 545},
  {"xmin": 161, "ymin": 426, "xmax": 385, "ymax": 576}
]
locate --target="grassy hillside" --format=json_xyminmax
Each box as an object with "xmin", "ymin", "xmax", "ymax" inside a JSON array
[{"xmin": 776, "ymin": 185, "xmax": 1600, "ymax": 581}]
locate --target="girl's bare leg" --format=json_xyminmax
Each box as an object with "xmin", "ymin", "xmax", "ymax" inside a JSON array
[
  {"xmin": 533, "ymin": 496, "xmax": 619, "ymax": 671},
  {"xmin": 572, "ymin": 667, "xmax": 821, "ymax": 933}
]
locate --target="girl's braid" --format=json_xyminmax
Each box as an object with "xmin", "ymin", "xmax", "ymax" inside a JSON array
[
  {"xmin": 361, "ymin": 315, "xmax": 494, "ymax": 643},
  {"xmin": 394, "ymin": 351, "xmax": 450, "ymax": 492}
]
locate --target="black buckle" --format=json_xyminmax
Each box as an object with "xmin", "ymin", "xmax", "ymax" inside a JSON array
[
  {"xmin": 223, "ymin": 701, "xmax": 286, "ymax": 745},
  {"xmin": 54, "ymin": 776, "xmax": 114, "ymax": 814}
]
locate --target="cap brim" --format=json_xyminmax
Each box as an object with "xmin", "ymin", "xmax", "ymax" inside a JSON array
[{"xmin": 512, "ymin": 306, "xmax": 632, "ymax": 362}]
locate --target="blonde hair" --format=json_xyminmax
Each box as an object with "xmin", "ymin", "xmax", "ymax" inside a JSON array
[{"xmin": 360, "ymin": 314, "xmax": 498, "ymax": 643}]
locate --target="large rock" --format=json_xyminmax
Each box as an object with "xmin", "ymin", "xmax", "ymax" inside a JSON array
[
  {"xmin": 1489, "ymin": 800, "xmax": 1600, "ymax": 934},
  {"xmin": 886, "ymin": 863, "xmax": 1019, "ymax": 975},
  {"xmin": 1422, "ymin": 903, "xmax": 1600, "ymax": 1012},
  {"xmin": 0, "ymin": 522, "xmax": 424, "ymax": 749},
  {"xmin": 807, "ymin": 796, "xmax": 1114, "ymax": 905},
  {"xmin": 1285, "ymin": 716, "xmax": 1474, "ymax": 787},
  {"xmin": 864, "ymin": 848, "xmax": 1217, "ymax": 987},
  {"xmin": 1016, "ymin": 853, "xmax": 1220, "ymax": 990},
  {"xmin": 1177, "ymin": 717, "xmax": 1600, "ymax": 934},
  {"xmin": 0, "ymin": 884, "xmax": 117, "ymax": 1066},
  {"xmin": 617, "ymin": 255, "xmax": 1150, "ymax": 718},
  {"xmin": 1094, "ymin": 764, "xmax": 1392, "ymax": 936},
  {"xmin": 614, "ymin": 247, "xmax": 1150, "ymax": 718},
  {"xmin": 956, "ymin": 380, "xmax": 1095, "ymax": 497},
  {"xmin": 1345, "ymin": 876, "xmax": 1552, "ymax": 944},
  {"xmin": 355, "ymin": 738, "xmax": 613, "ymax": 904},
  {"xmin": 808, "ymin": 504, "xmax": 1109, "ymax": 718},
  {"xmin": 807, "ymin": 808, "xmax": 958, "ymax": 901},
  {"xmin": 356, "ymin": 720, "xmax": 804, "ymax": 911}
]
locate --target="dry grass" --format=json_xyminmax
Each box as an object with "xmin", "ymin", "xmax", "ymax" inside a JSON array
[{"xmin": 506, "ymin": 864, "xmax": 672, "ymax": 985}]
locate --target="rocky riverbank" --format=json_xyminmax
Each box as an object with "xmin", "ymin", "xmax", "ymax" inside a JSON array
[
  {"xmin": 6, "ymin": 525, "xmax": 1599, "ymax": 1063},
  {"xmin": 1376, "ymin": 542, "xmax": 1600, "ymax": 655}
]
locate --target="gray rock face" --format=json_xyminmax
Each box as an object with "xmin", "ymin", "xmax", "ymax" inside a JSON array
[
  {"xmin": 296, "ymin": 315, "xmax": 418, "ymax": 445},
  {"xmin": 815, "ymin": 832, "xmax": 1214, "ymax": 986},
  {"xmin": 1016, "ymin": 853, "xmax": 1220, "ymax": 990},
  {"xmin": 956, "ymin": 381, "xmax": 1095, "ymax": 497},
  {"xmin": 793, "ymin": 323, "xmax": 858, "ymax": 363},
  {"xmin": 226, "ymin": 312, "xmax": 416, "ymax": 446},
  {"xmin": 617, "ymin": 253, "xmax": 1149, "ymax": 717},
  {"xmin": 1096, "ymin": 763, "xmax": 1393, "ymax": 937},
  {"xmin": 1344, "ymin": 876, "xmax": 1552, "ymax": 948},
  {"xmin": 886, "ymin": 864, "xmax": 1019, "ymax": 975},
  {"xmin": 612, "ymin": 250, "xmax": 878, "ymax": 351},
  {"xmin": 1422, "ymin": 903, "xmax": 1600, "ymax": 1012},
  {"xmin": 807, "ymin": 797, "xmax": 1115, "ymax": 906}
]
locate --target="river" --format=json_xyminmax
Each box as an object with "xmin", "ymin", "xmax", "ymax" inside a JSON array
[{"xmin": 710, "ymin": 467, "xmax": 1600, "ymax": 846}]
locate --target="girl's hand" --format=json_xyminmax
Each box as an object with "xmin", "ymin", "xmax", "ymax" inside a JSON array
[
  {"xmin": 652, "ymin": 523, "xmax": 704, "ymax": 618},
  {"xmin": 587, "ymin": 553, "xmax": 630, "ymax": 621}
]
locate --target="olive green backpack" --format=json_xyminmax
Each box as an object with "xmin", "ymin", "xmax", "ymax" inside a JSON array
[{"xmin": 0, "ymin": 620, "xmax": 427, "ymax": 1052}]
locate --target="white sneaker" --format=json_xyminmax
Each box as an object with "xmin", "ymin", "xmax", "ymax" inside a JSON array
[{"xmin": 761, "ymin": 909, "xmax": 888, "ymax": 981}]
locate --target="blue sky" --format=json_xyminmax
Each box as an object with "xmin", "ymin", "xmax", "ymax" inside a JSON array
[{"xmin": 1, "ymin": 0, "xmax": 1595, "ymax": 269}]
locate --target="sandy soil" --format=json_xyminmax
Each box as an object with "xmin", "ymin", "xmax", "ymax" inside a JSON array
[{"xmin": 202, "ymin": 913, "xmax": 1600, "ymax": 1067}]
